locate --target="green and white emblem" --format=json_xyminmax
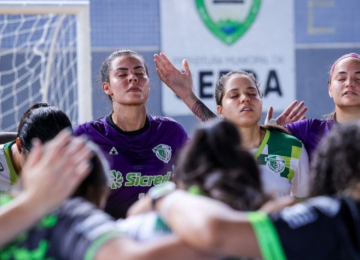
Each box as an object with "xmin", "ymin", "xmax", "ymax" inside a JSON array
[
  {"xmin": 195, "ymin": 0, "xmax": 261, "ymax": 45},
  {"xmin": 265, "ymin": 155, "xmax": 285, "ymax": 175},
  {"xmin": 109, "ymin": 170, "xmax": 124, "ymax": 189},
  {"xmin": 152, "ymin": 144, "xmax": 172, "ymax": 163}
]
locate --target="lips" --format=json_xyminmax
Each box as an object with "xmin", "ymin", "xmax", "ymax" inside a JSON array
[
  {"xmin": 127, "ymin": 86, "xmax": 142, "ymax": 92},
  {"xmin": 240, "ymin": 107, "xmax": 253, "ymax": 112},
  {"xmin": 342, "ymin": 91, "xmax": 358, "ymax": 96}
]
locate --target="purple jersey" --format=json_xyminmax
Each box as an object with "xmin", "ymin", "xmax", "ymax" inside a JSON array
[
  {"xmin": 74, "ymin": 115, "xmax": 188, "ymax": 219},
  {"xmin": 286, "ymin": 118, "xmax": 335, "ymax": 159}
]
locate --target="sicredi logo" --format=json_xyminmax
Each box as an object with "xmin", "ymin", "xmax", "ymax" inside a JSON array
[
  {"xmin": 109, "ymin": 171, "xmax": 172, "ymax": 189},
  {"xmin": 195, "ymin": 0, "xmax": 261, "ymax": 45}
]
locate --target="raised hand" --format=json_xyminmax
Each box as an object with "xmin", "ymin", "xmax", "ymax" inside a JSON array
[
  {"xmin": 154, "ymin": 53, "xmax": 194, "ymax": 101},
  {"xmin": 265, "ymin": 101, "xmax": 307, "ymax": 126},
  {"xmin": 154, "ymin": 53, "xmax": 217, "ymax": 123},
  {"xmin": 22, "ymin": 129, "xmax": 93, "ymax": 213}
]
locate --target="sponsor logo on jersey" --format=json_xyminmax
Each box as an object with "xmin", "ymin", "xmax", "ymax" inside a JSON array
[
  {"xmin": 109, "ymin": 147, "xmax": 118, "ymax": 155},
  {"xmin": 152, "ymin": 144, "xmax": 172, "ymax": 163},
  {"xmin": 108, "ymin": 171, "xmax": 172, "ymax": 189},
  {"xmin": 265, "ymin": 155, "xmax": 285, "ymax": 175},
  {"xmin": 0, "ymin": 163, "xmax": 3, "ymax": 171},
  {"xmin": 109, "ymin": 170, "xmax": 124, "ymax": 189},
  {"xmin": 195, "ymin": 0, "xmax": 261, "ymax": 45}
]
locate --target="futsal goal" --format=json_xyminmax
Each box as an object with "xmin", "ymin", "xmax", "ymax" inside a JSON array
[{"xmin": 0, "ymin": 1, "xmax": 92, "ymax": 131}]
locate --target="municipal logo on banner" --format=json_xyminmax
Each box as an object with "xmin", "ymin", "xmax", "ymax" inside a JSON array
[
  {"xmin": 152, "ymin": 144, "xmax": 172, "ymax": 163},
  {"xmin": 195, "ymin": 0, "xmax": 261, "ymax": 45},
  {"xmin": 265, "ymin": 155, "xmax": 285, "ymax": 175}
]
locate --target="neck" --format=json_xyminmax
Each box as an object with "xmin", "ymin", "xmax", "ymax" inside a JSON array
[
  {"xmin": 335, "ymin": 107, "xmax": 360, "ymax": 124},
  {"xmin": 112, "ymin": 103, "xmax": 147, "ymax": 131},
  {"xmin": 10, "ymin": 143, "xmax": 22, "ymax": 175},
  {"xmin": 237, "ymin": 124, "xmax": 264, "ymax": 149}
]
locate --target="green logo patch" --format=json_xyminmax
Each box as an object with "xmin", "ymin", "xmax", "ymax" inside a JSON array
[
  {"xmin": 195, "ymin": 0, "xmax": 261, "ymax": 45},
  {"xmin": 265, "ymin": 155, "xmax": 285, "ymax": 175},
  {"xmin": 152, "ymin": 144, "xmax": 172, "ymax": 163}
]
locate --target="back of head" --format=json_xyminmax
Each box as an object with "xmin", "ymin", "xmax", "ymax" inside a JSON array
[
  {"xmin": 176, "ymin": 118, "xmax": 266, "ymax": 211},
  {"xmin": 311, "ymin": 123, "xmax": 360, "ymax": 197},
  {"xmin": 17, "ymin": 103, "xmax": 72, "ymax": 153},
  {"xmin": 72, "ymin": 141, "xmax": 110, "ymax": 208}
]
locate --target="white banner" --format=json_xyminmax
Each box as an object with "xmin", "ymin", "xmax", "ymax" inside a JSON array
[{"xmin": 160, "ymin": 0, "xmax": 295, "ymax": 116}]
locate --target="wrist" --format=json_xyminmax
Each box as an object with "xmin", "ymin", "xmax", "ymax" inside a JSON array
[{"xmin": 148, "ymin": 182, "xmax": 176, "ymax": 211}]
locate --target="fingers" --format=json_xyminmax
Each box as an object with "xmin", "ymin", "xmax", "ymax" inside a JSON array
[
  {"xmin": 291, "ymin": 106, "xmax": 308, "ymax": 121},
  {"xmin": 281, "ymin": 100, "xmax": 299, "ymax": 116},
  {"xmin": 182, "ymin": 59, "xmax": 191, "ymax": 76}
]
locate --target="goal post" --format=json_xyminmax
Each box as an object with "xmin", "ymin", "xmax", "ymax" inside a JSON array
[{"xmin": 0, "ymin": 1, "xmax": 92, "ymax": 131}]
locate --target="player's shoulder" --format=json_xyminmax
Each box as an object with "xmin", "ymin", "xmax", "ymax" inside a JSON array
[
  {"xmin": 148, "ymin": 115, "xmax": 186, "ymax": 131},
  {"xmin": 267, "ymin": 127, "xmax": 303, "ymax": 147},
  {"xmin": 73, "ymin": 117, "xmax": 107, "ymax": 135}
]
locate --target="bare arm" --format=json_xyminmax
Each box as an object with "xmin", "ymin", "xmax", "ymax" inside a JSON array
[
  {"xmin": 155, "ymin": 53, "xmax": 217, "ymax": 123},
  {"xmin": 155, "ymin": 191, "xmax": 261, "ymax": 258},
  {"xmin": 0, "ymin": 130, "xmax": 93, "ymax": 246},
  {"xmin": 96, "ymin": 236, "xmax": 219, "ymax": 260}
]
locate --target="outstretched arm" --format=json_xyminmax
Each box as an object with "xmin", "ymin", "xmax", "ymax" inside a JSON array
[
  {"xmin": 155, "ymin": 191, "xmax": 261, "ymax": 258},
  {"xmin": 154, "ymin": 53, "xmax": 217, "ymax": 122},
  {"xmin": 0, "ymin": 130, "xmax": 93, "ymax": 246},
  {"xmin": 265, "ymin": 100, "xmax": 307, "ymax": 126}
]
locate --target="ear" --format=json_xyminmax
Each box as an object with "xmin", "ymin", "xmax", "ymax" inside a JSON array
[
  {"xmin": 328, "ymin": 83, "xmax": 333, "ymax": 98},
  {"xmin": 15, "ymin": 137, "xmax": 22, "ymax": 153},
  {"xmin": 102, "ymin": 82, "xmax": 112, "ymax": 96},
  {"xmin": 217, "ymin": 105, "xmax": 223, "ymax": 117}
]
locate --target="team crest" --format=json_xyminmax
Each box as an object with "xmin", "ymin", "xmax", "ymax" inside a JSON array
[
  {"xmin": 109, "ymin": 170, "xmax": 124, "ymax": 189},
  {"xmin": 152, "ymin": 144, "xmax": 172, "ymax": 163},
  {"xmin": 265, "ymin": 155, "xmax": 285, "ymax": 175},
  {"xmin": 195, "ymin": 0, "xmax": 261, "ymax": 45}
]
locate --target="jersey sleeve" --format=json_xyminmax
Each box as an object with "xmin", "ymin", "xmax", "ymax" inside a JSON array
[
  {"xmin": 116, "ymin": 212, "xmax": 173, "ymax": 242},
  {"xmin": 73, "ymin": 123, "xmax": 88, "ymax": 136},
  {"xmin": 270, "ymin": 197, "xmax": 357, "ymax": 260},
  {"xmin": 290, "ymin": 143, "xmax": 310, "ymax": 198},
  {"xmin": 247, "ymin": 211, "xmax": 286, "ymax": 260},
  {"xmin": 51, "ymin": 199, "xmax": 122, "ymax": 260}
]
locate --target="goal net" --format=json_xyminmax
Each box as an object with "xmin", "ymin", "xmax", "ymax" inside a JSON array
[{"xmin": 0, "ymin": 1, "xmax": 92, "ymax": 131}]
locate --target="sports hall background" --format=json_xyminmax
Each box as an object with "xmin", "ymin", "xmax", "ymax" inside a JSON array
[
  {"xmin": 90, "ymin": 0, "xmax": 360, "ymax": 134},
  {"xmin": 3, "ymin": 0, "xmax": 360, "ymax": 134}
]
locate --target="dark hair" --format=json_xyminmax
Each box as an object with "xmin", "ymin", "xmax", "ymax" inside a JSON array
[
  {"xmin": 215, "ymin": 71, "xmax": 262, "ymax": 106},
  {"xmin": 175, "ymin": 118, "xmax": 268, "ymax": 211},
  {"xmin": 17, "ymin": 103, "xmax": 72, "ymax": 153},
  {"xmin": 72, "ymin": 142, "xmax": 110, "ymax": 207},
  {"xmin": 310, "ymin": 123, "xmax": 360, "ymax": 197}
]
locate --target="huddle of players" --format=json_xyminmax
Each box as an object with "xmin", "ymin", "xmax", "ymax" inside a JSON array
[{"xmin": 1, "ymin": 51, "xmax": 360, "ymax": 259}]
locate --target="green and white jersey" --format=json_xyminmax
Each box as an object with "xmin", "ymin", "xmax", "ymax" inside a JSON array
[
  {"xmin": 0, "ymin": 141, "xmax": 18, "ymax": 195},
  {"xmin": 253, "ymin": 129, "xmax": 310, "ymax": 198},
  {"xmin": 117, "ymin": 212, "xmax": 260, "ymax": 260}
]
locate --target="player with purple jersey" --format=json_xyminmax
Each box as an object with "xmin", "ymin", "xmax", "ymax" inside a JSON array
[
  {"xmin": 74, "ymin": 50, "xmax": 188, "ymax": 219},
  {"xmin": 74, "ymin": 115, "xmax": 187, "ymax": 219},
  {"xmin": 269, "ymin": 53, "xmax": 360, "ymax": 159}
]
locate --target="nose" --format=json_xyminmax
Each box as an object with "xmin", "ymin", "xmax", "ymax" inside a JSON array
[
  {"xmin": 240, "ymin": 94, "xmax": 250, "ymax": 103},
  {"xmin": 345, "ymin": 77, "xmax": 356, "ymax": 89},
  {"xmin": 128, "ymin": 74, "xmax": 138, "ymax": 83}
]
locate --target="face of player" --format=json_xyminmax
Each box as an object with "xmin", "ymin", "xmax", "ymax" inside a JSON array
[
  {"xmin": 102, "ymin": 54, "xmax": 150, "ymax": 106},
  {"xmin": 329, "ymin": 57, "xmax": 360, "ymax": 109},
  {"xmin": 217, "ymin": 74, "xmax": 262, "ymax": 128}
]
